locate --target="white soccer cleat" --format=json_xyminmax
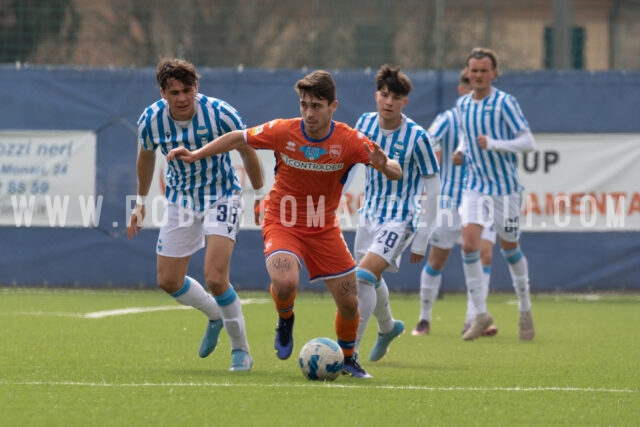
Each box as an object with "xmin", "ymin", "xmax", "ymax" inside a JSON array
[{"xmin": 462, "ymin": 312, "xmax": 493, "ymax": 341}]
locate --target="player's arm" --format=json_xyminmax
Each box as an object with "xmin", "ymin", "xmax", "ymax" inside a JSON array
[
  {"xmin": 166, "ymin": 130, "xmax": 246, "ymax": 162},
  {"xmin": 452, "ymin": 134, "xmax": 467, "ymax": 166},
  {"xmin": 236, "ymin": 143, "xmax": 264, "ymax": 192},
  {"xmin": 480, "ymin": 129, "xmax": 536, "ymax": 152},
  {"xmin": 127, "ymin": 147, "xmax": 155, "ymax": 239},
  {"xmin": 236, "ymin": 143, "xmax": 267, "ymax": 226},
  {"xmin": 409, "ymin": 173, "xmax": 441, "ymax": 263},
  {"xmin": 364, "ymin": 141, "xmax": 402, "ymax": 180}
]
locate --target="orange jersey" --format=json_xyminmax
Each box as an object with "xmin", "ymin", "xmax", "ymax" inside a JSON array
[{"xmin": 246, "ymin": 118, "xmax": 372, "ymax": 228}]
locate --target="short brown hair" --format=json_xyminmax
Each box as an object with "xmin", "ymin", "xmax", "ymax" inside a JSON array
[
  {"xmin": 294, "ymin": 70, "xmax": 336, "ymax": 104},
  {"xmin": 156, "ymin": 58, "xmax": 200, "ymax": 91},
  {"xmin": 376, "ymin": 64, "xmax": 412, "ymax": 96},
  {"xmin": 466, "ymin": 47, "xmax": 499, "ymax": 74}
]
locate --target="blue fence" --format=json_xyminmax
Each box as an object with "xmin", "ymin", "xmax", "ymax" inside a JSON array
[{"xmin": 1, "ymin": 65, "xmax": 639, "ymax": 291}]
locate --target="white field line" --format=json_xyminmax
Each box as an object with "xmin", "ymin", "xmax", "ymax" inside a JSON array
[
  {"xmin": 0, "ymin": 380, "xmax": 636, "ymax": 393},
  {"xmin": 2, "ymin": 298, "xmax": 270, "ymax": 319}
]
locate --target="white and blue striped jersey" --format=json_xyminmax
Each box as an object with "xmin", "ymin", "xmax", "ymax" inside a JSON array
[
  {"xmin": 427, "ymin": 107, "xmax": 465, "ymax": 208},
  {"xmin": 457, "ymin": 87, "xmax": 529, "ymax": 195},
  {"xmin": 355, "ymin": 113, "xmax": 439, "ymax": 228},
  {"xmin": 137, "ymin": 93, "xmax": 245, "ymax": 210}
]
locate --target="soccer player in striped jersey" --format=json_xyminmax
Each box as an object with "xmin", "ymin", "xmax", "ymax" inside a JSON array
[
  {"xmin": 127, "ymin": 58, "xmax": 264, "ymax": 371},
  {"xmin": 167, "ymin": 70, "xmax": 402, "ymax": 378},
  {"xmin": 409, "ymin": 70, "xmax": 498, "ymax": 338},
  {"xmin": 352, "ymin": 64, "xmax": 440, "ymax": 363},
  {"xmin": 455, "ymin": 48, "xmax": 536, "ymax": 341}
]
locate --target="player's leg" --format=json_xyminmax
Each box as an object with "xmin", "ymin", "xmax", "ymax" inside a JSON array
[
  {"xmin": 459, "ymin": 191, "xmax": 493, "ymax": 340},
  {"xmin": 203, "ymin": 235, "xmax": 252, "ymax": 370},
  {"xmin": 266, "ymin": 252, "xmax": 300, "ymax": 360},
  {"xmin": 469, "ymin": 227, "xmax": 499, "ymax": 337},
  {"xmin": 262, "ymin": 221, "xmax": 303, "ymax": 360},
  {"xmin": 495, "ymin": 193, "xmax": 534, "ymax": 340},
  {"xmin": 156, "ymin": 204, "xmax": 225, "ymax": 356},
  {"xmin": 325, "ymin": 273, "xmax": 371, "ymax": 378},
  {"xmin": 369, "ymin": 277, "xmax": 404, "ymax": 361},
  {"xmin": 352, "ymin": 218, "xmax": 378, "ymax": 356},
  {"xmin": 414, "ymin": 245, "xmax": 451, "ymax": 336},
  {"xmin": 355, "ymin": 222, "xmax": 409, "ymax": 361},
  {"xmin": 201, "ymin": 195, "xmax": 252, "ymax": 370}
]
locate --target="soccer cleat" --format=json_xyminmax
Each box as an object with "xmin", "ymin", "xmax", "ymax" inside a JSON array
[
  {"xmin": 519, "ymin": 310, "xmax": 535, "ymax": 341},
  {"xmin": 229, "ymin": 349, "xmax": 253, "ymax": 372},
  {"xmin": 342, "ymin": 354, "xmax": 373, "ymax": 378},
  {"xmin": 411, "ymin": 319, "xmax": 430, "ymax": 336},
  {"xmin": 274, "ymin": 313, "xmax": 294, "ymax": 360},
  {"xmin": 369, "ymin": 319, "xmax": 405, "ymax": 362},
  {"xmin": 462, "ymin": 312, "xmax": 493, "ymax": 341},
  {"xmin": 199, "ymin": 318, "xmax": 224, "ymax": 358},
  {"xmin": 482, "ymin": 324, "xmax": 499, "ymax": 337},
  {"xmin": 461, "ymin": 322, "xmax": 498, "ymax": 337}
]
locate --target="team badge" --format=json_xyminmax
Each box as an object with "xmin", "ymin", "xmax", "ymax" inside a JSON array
[
  {"xmin": 196, "ymin": 126, "xmax": 210, "ymax": 144},
  {"xmin": 300, "ymin": 145, "xmax": 327, "ymax": 161},
  {"xmin": 329, "ymin": 145, "xmax": 341, "ymax": 159}
]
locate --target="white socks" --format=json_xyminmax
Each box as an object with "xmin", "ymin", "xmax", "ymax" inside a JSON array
[
  {"xmin": 419, "ymin": 264, "xmax": 442, "ymax": 322},
  {"xmin": 171, "ymin": 277, "xmax": 249, "ymax": 352},
  {"xmin": 171, "ymin": 276, "xmax": 222, "ymax": 320},
  {"xmin": 462, "ymin": 251, "xmax": 487, "ymax": 314}
]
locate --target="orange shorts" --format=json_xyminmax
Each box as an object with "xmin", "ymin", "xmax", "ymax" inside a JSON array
[{"xmin": 262, "ymin": 219, "xmax": 356, "ymax": 282}]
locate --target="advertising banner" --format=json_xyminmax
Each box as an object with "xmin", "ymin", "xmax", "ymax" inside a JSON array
[
  {"xmin": 519, "ymin": 134, "xmax": 640, "ymax": 231},
  {"xmin": 0, "ymin": 131, "xmax": 96, "ymax": 227}
]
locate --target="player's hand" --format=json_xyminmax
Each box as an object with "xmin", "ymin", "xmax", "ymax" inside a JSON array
[
  {"xmin": 478, "ymin": 135, "xmax": 488, "ymax": 149},
  {"xmin": 253, "ymin": 198, "xmax": 266, "ymax": 226},
  {"xmin": 364, "ymin": 142, "xmax": 388, "ymax": 170},
  {"xmin": 127, "ymin": 204, "xmax": 146, "ymax": 240},
  {"xmin": 167, "ymin": 147, "xmax": 197, "ymax": 163},
  {"xmin": 409, "ymin": 252, "xmax": 425, "ymax": 264},
  {"xmin": 452, "ymin": 150, "xmax": 464, "ymax": 166}
]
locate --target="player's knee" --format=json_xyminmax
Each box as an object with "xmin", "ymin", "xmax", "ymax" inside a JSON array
[
  {"xmin": 205, "ymin": 277, "xmax": 229, "ymax": 295},
  {"xmin": 271, "ymin": 277, "xmax": 299, "ymax": 298},
  {"xmin": 336, "ymin": 298, "xmax": 359, "ymax": 320},
  {"xmin": 356, "ymin": 267, "xmax": 377, "ymax": 286}
]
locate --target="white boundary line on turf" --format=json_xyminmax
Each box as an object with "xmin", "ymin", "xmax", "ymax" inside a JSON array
[
  {"xmin": 1, "ymin": 298, "xmax": 270, "ymax": 319},
  {"xmin": 0, "ymin": 380, "xmax": 636, "ymax": 393},
  {"xmin": 1, "ymin": 380, "xmax": 637, "ymax": 393}
]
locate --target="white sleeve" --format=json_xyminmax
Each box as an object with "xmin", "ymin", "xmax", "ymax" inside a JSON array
[
  {"xmin": 485, "ymin": 129, "xmax": 536, "ymax": 153},
  {"xmin": 410, "ymin": 174, "xmax": 441, "ymax": 256},
  {"xmin": 455, "ymin": 132, "xmax": 467, "ymax": 153}
]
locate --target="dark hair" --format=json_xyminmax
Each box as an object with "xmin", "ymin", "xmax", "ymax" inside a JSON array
[
  {"xmin": 376, "ymin": 64, "xmax": 412, "ymax": 96},
  {"xmin": 466, "ymin": 47, "xmax": 499, "ymax": 72},
  {"xmin": 459, "ymin": 69, "xmax": 470, "ymax": 86},
  {"xmin": 156, "ymin": 58, "xmax": 200, "ymax": 91},
  {"xmin": 294, "ymin": 70, "xmax": 336, "ymax": 104}
]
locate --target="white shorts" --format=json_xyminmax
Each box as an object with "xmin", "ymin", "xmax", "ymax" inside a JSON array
[
  {"xmin": 156, "ymin": 194, "xmax": 244, "ymax": 258},
  {"xmin": 429, "ymin": 207, "xmax": 497, "ymax": 249},
  {"xmin": 459, "ymin": 190, "xmax": 522, "ymax": 242},
  {"xmin": 354, "ymin": 216, "xmax": 415, "ymax": 273}
]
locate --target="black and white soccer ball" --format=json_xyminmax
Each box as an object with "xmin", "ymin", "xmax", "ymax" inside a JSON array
[{"xmin": 298, "ymin": 337, "xmax": 344, "ymax": 381}]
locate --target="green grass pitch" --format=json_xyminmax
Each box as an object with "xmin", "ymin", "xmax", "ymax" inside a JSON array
[{"xmin": 1, "ymin": 288, "xmax": 638, "ymax": 426}]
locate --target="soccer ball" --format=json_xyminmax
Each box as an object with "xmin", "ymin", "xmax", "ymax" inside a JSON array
[{"xmin": 298, "ymin": 337, "xmax": 344, "ymax": 381}]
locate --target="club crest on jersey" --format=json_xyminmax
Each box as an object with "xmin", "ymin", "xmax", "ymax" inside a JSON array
[
  {"xmin": 393, "ymin": 142, "xmax": 405, "ymax": 159},
  {"xmin": 329, "ymin": 145, "xmax": 341, "ymax": 159},
  {"xmin": 300, "ymin": 145, "xmax": 326, "ymax": 160},
  {"xmin": 196, "ymin": 126, "xmax": 210, "ymax": 144}
]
